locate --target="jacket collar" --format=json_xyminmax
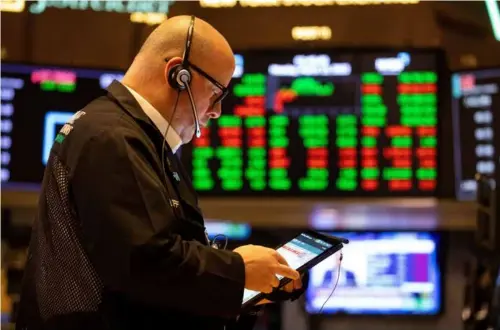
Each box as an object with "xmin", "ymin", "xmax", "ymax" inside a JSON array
[
  {"xmin": 106, "ymin": 80, "xmax": 153, "ymax": 126},
  {"xmin": 106, "ymin": 80, "xmax": 203, "ymax": 220},
  {"xmin": 106, "ymin": 80, "xmax": 170, "ymax": 152}
]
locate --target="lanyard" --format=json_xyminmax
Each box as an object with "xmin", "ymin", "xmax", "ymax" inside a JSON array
[
  {"xmin": 162, "ymin": 150, "xmax": 210, "ymax": 246},
  {"xmin": 107, "ymin": 91, "xmax": 209, "ymax": 245},
  {"xmin": 161, "ymin": 150, "xmax": 186, "ymax": 220}
]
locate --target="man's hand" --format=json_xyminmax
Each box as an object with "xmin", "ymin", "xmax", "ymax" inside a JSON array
[
  {"xmin": 256, "ymin": 276, "xmax": 303, "ymax": 305},
  {"xmin": 234, "ymin": 245, "xmax": 300, "ymax": 293}
]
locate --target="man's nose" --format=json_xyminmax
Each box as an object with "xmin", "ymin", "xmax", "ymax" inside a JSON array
[{"xmin": 208, "ymin": 102, "xmax": 222, "ymax": 119}]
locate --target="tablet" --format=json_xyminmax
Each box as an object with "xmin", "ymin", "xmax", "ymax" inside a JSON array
[{"xmin": 241, "ymin": 230, "xmax": 346, "ymax": 308}]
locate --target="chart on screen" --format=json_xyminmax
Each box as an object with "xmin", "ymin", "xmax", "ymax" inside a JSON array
[{"xmin": 186, "ymin": 51, "xmax": 440, "ymax": 197}]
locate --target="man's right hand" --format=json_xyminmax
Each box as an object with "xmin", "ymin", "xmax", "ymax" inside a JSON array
[{"xmin": 233, "ymin": 245, "xmax": 300, "ymax": 293}]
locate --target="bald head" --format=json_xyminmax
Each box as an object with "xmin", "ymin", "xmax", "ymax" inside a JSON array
[
  {"xmin": 122, "ymin": 16, "xmax": 235, "ymax": 144},
  {"xmin": 126, "ymin": 15, "xmax": 234, "ymax": 88},
  {"xmin": 138, "ymin": 16, "xmax": 234, "ymax": 71}
]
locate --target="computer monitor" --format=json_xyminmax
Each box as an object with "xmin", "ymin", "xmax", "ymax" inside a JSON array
[
  {"xmin": 305, "ymin": 231, "xmax": 442, "ymax": 315},
  {"xmin": 183, "ymin": 49, "xmax": 443, "ymax": 197},
  {"xmin": 451, "ymin": 67, "xmax": 500, "ymax": 200},
  {"xmin": 1, "ymin": 62, "xmax": 124, "ymax": 189}
]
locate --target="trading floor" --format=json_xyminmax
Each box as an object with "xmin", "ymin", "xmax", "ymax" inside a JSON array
[{"xmin": 1, "ymin": 1, "xmax": 500, "ymax": 330}]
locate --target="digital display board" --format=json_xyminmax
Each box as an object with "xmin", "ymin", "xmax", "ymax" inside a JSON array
[
  {"xmin": 306, "ymin": 232, "xmax": 442, "ymax": 315},
  {"xmin": 186, "ymin": 50, "xmax": 441, "ymax": 196},
  {"xmin": 1, "ymin": 63, "xmax": 123, "ymax": 188},
  {"xmin": 452, "ymin": 67, "xmax": 500, "ymax": 200}
]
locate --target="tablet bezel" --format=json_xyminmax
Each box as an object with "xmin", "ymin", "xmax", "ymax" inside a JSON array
[{"xmin": 241, "ymin": 230, "xmax": 346, "ymax": 309}]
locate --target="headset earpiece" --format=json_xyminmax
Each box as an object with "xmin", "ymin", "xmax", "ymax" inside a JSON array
[
  {"xmin": 168, "ymin": 64, "xmax": 191, "ymax": 91},
  {"xmin": 166, "ymin": 15, "xmax": 200, "ymax": 139}
]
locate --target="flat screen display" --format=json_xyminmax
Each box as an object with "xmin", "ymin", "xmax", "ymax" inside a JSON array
[
  {"xmin": 1, "ymin": 51, "xmax": 441, "ymax": 198},
  {"xmin": 1, "ymin": 63, "xmax": 123, "ymax": 188},
  {"xmin": 305, "ymin": 232, "xmax": 442, "ymax": 315},
  {"xmin": 242, "ymin": 232, "xmax": 333, "ymax": 305},
  {"xmin": 185, "ymin": 50, "xmax": 441, "ymax": 197},
  {"xmin": 452, "ymin": 67, "xmax": 500, "ymax": 200}
]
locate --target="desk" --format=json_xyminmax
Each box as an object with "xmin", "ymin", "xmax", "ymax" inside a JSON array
[
  {"xmin": 201, "ymin": 198, "xmax": 476, "ymax": 231},
  {"xmin": 2, "ymin": 190, "xmax": 476, "ymax": 231}
]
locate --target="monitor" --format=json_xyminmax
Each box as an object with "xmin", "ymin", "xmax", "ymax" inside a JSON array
[
  {"xmin": 452, "ymin": 67, "xmax": 500, "ymax": 201},
  {"xmin": 305, "ymin": 231, "xmax": 442, "ymax": 315},
  {"xmin": 1, "ymin": 63, "xmax": 124, "ymax": 188},
  {"xmin": 184, "ymin": 50, "xmax": 442, "ymax": 197}
]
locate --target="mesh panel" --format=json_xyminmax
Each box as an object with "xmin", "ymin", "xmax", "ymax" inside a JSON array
[{"xmin": 32, "ymin": 154, "xmax": 102, "ymax": 320}]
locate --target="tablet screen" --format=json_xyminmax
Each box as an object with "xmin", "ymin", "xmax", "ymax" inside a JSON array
[{"xmin": 242, "ymin": 233, "xmax": 334, "ymax": 305}]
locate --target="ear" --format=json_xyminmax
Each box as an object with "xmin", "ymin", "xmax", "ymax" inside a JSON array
[{"xmin": 163, "ymin": 57, "xmax": 183, "ymax": 85}]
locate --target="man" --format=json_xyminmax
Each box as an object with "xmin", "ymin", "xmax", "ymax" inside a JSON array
[{"xmin": 16, "ymin": 15, "xmax": 304, "ymax": 330}]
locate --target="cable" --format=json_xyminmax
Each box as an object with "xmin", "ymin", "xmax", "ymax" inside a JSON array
[
  {"xmin": 211, "ymin": 234, "xmax": 229, "ymax": 250},
  {"xmin": 160, "ymin": 90, "xmax": 222, "ymax": 247},
  {"xmin": 319, "ymin": 251, "xmax": 343, "ymax": 314},
  {"xmin": 161, "ymin": 92, "xmax": 181, "ymax": 214},
  {"xmin": 181, "ymin": 75, "xmax": 201, "ymax": 138}
]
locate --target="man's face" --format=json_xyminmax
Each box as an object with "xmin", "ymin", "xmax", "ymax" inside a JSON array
[{"xmin": 181, "ymin": 54, "xmax": 235, "ymax": 143}]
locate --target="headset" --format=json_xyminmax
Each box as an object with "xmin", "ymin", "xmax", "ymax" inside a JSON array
[
  {"xmin": 166, "ymin": 15, "xmax": 201, "ymax": 138},
  {"xmin": 161, "ymin": 15, "xmax": 218, "ymax": 246}
]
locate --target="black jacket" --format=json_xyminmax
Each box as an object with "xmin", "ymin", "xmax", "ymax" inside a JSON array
[{"xmin": 16, "ymin": 81, "xmax": 258, "ymax": 330}]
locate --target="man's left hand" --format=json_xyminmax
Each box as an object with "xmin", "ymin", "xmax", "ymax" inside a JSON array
[{"xmin": 256, "ymin": 276, "xmax": 303, "ymax": 305}]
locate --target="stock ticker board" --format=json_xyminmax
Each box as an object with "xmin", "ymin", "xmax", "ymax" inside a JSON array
[
  {"xmin": 186, "ymin": 51, "xmax": 441, "ymax": 197},
  {"xmin": 452, "ymin": 67, "xmax": 500, "ymax": 201},
  {"xmin": 0, "ymin": 51, "xmax": 441, "ymax": 197},
  {"xmin": 0, "ymin": 63, "xmax": 123, "ymax": 188}
]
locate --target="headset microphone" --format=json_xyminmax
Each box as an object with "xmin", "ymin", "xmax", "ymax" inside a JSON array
[{"xmin": 180, "ymin": 74, "xmax": 201, "ymax": 138}]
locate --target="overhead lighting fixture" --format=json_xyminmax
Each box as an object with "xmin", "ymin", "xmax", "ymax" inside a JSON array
[
  {"xmin": 200, "ymin": 0, "xmax": 237, "ymax": 7},
  {"xmin": 485, "ymin": 0, "xmax": 500, "ymax": 41},
  {"xmin": 0, "ymin": 0, "xmax": 25, "ymax": 12},
  {"xmin": 200, "ymin": 0, "xmax": 419, "ymax": 8},
  {"xmin": 334, "ymin": 0, "xmax": 419, "ymax": 5},
  {"xmin": 292, "ymin": 26, "xmax": 332, "ymax": 41},
  {"xmin": 129, "ymin": 12, "xmax": 167, "ymax": 25}
]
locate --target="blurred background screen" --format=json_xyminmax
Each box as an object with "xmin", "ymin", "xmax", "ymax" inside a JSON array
[
  {"xmin": 451, "ymin": 67, "xmax": 500, "ymax": 201},
  {"xmin": 1, "ymin": 63, "xmax": 124, "ymax": 189},
  {"xmin": 184, "ymin": 50, "xmax": 441, "ymax": 197},
  {"xmin": 306, "ymin": 231, "xmax": 442, "ymax": 316}
]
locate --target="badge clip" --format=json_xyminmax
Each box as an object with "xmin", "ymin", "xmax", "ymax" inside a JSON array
[{"xmin": 173, "ymin": 172, "xmax": 180, "ymax": 182}]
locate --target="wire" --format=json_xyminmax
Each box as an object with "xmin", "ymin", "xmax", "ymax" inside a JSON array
[
  {"xmin": 161, "ymin": 92, "xmax": 181, "ymax": 212},
  {"xmin": 181, "ymin": 75, "xmax": 201, "ymax": 138},
  {"xmin": 160, "ymin": 91, "xmax": 226, "ymax": 249},
  {"xmin": 211, "ymin": 234, "xmax": 229, "ymax": 250},
  {"xmin": 319, "ymin": 251, "xmax": 343, "ymax": 314}
]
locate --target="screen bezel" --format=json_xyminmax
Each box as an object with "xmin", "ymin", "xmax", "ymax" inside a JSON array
[
  {"xmin": 241, "ymin": 229, "xmax": 345, "ymax": 309},
  {"xmin": 450, "ymin": 66, "xmax": 500, "ymax": 201},
  {"xmin": 304, "ymin": 230, "xmax": 446, "ymax": 319}
]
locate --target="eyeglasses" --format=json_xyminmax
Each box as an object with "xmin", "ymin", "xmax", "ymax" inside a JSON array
[{"xmin": 165, "ymin": 58, "xmax": 229, "ymax": 107}]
